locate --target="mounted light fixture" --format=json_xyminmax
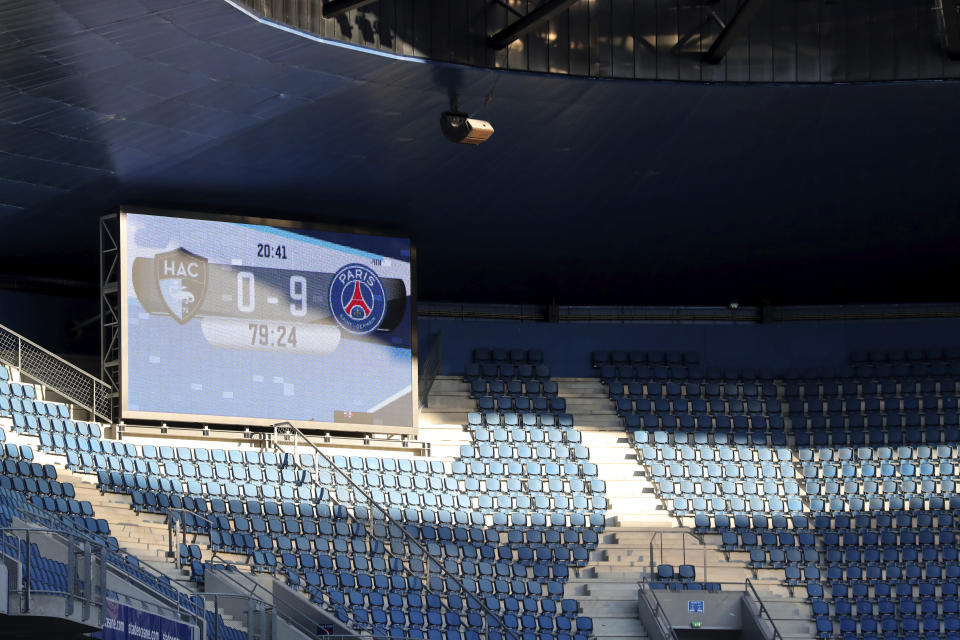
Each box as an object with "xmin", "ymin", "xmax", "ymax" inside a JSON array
[{"xmin": 441, "ymin": 111, "xmax": 494, "ymax": 145}]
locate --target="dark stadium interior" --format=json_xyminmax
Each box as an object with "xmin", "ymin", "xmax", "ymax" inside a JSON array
[
  {"xmin": 6, "ymin": 1, "xmax": 960, "ymax": 640},
  {"xmin": 2, "ymin": 0, "xmax": 960, "ymax": 310}
]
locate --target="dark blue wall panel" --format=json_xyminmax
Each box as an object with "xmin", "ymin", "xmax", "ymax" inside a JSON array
[{"xmin": 421, "ymin": 317, "xmax": 960, "ymax": 377}]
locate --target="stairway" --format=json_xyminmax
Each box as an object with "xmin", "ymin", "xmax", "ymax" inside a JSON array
[
  {"xmin": 555, "ymin": 379, "xmax": 622, "ymax": 430},
  {"xmin": 53, "ymin": 467, "xmax": 254, "ymax": 574},
  {"xmin": 557, "ymin": 378, "xmax": 815, "ymax": 640},
  {"xmin": 46, "ymin": 466, "xmax": 257, "ymax": 633},
  {"xmin": 419, "ymin": 376, "xmax": 475, "ymax": 459}
]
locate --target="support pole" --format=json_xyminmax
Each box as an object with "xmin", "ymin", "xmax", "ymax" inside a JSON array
[
  {"xmin": 23, "ymin": 531, "xmax": 30, "ymax": 613},
  {"xmin": 705, "ymin": 0, "xmax": 768, "ymax": 63},
  {"xmin": 488, "ymin": 0, "xmax": 581, "ymax": 50},
  {"xmin": 66, "ymin": 537, "xmax": 77, "ymax": 618}
]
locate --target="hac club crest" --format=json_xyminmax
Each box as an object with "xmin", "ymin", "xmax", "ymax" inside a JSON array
[
  {"xmin": 329, "ymin": 263, "xmax": 387, "ymax": 335},
  {"xmin": 154, "ymin": 247, "xmax": 208, "ymax": 324}
]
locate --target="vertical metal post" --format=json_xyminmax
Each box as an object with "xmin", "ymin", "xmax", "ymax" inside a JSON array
[
  {"xmin": 23, "ymin": 530, "xmax": 30, "ymax": 613},
  {"xmin": 214, "ymin": 595, "xmax": 220, "ymax": 640},
  {"xmin": 703, "ymin": 540, "xmax": 708, "ymax": 584},
  {"xmin": 17, "ymin": 337, "xmax": 21, "ymax": 369},
  {"xmin": 247, "ymin": 597, "xmax": 253, "ymax": 640},
  {"xmin": 270, "ymin": 602, "xmax": 277, "ymax": 640},
  {"xmin": 682, "ymin": 531, "xmax": 686, "ymax": 565},
  {"xmin": 82, "ymin": 540, "xmax": 92, "ymax": 621},
  {"xmin": 98, "ymin": 549, "xmax": 107, "ymax": 625},
  {"xmin": 66, "ymin": 536, "xmax": 77, "ymax": 617}
]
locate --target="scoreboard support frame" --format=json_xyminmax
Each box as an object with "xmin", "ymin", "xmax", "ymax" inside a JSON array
[{"xmin": 100, "ymin": 214, "xmax": 121, "ymax": 423}]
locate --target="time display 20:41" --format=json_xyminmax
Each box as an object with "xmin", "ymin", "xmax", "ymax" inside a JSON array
[{"xmin": 248, "ymin": 323, "xmax": 298, "ymax": 348}]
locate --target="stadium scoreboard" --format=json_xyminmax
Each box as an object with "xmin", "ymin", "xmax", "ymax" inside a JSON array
[{"xmin": 119, "ymin": 209, "xmax": 415, "ymax": 432}]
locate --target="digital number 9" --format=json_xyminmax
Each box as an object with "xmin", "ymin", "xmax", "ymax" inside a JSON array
[{"xmin": 290, "ymin": 275, "xmax": 307, "ymax": 317}]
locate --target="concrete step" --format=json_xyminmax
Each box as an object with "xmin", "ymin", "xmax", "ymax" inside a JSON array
[
  {"xmin": 570, "ymin": 418, "xmax": 627, "ymax": 430},
  {"xmin": 428, "ymin": 377, "xmax": 470, "ymax": 394},
  {"xmin": 555, "ymin": 378, "xmax": 610, "ymax": 396},
  {"xmin": 422, "ymin": 394, "xmax": 476, "ymax": 412},
  {"xmin": 418, "ymin": 410, "xmax": 468, "ymax": 427},
  {"xmin": 588, "ymin": 616, "xmax": 649, "ymax": 639}
]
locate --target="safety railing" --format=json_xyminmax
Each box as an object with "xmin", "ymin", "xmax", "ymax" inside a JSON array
[
  {"xmin": 0, "ymin": 488, "xmax": 205, "ymax": 631},
  {"xmin": 638, "ymin": 574, "xmax": 786, "ymax": 640},
  {"xmin": 636, "ymin": 580, "xmax": 681, "ymax": 640},
  {"xmin": 0, "ymin": 526, "xmax": 106, "ymax": 623},
  {"xmin": 744, "ymin": 578, "xmax": 784, "ymax": 640},
  {"xmin": 165, "ymin": 509, "xmax": 303, "ymax": 640},
  {"xmin": 200, "ymin": 591, "xmax": 276, "ymax": 640},
  {"xmin": 0, "ymin": 321, "xmax": 112, "ymax": 422},
  {"xmin": 418, "ymin": 330, "xmax": 442, "ymax": 408},
  {"xmin": 166, "ymin": 508, "xmax": 218, "ymax": 564},
  {"xmin": 648, "ymin": 528, "xmax": 712, "ymax": 584},
  {"xmin": 270, "ymin": 421, "xmax": 522, "ymax": 640}
]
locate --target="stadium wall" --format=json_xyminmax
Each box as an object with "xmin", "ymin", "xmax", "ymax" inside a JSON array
[{"xmin": 420, "ymin": 316, "xmax": 960, "ymax": 376}]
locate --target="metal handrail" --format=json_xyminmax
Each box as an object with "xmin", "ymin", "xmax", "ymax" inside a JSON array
[
  {"xmin": 204, "ymin": 554, "xmax": 273, "ymax": 604},
  {"xmin": 1, "ymin": 489, "xmax": 205, "ymax": 630},
  {"xmin": 637, "ymin": 577, "xmax": 785, "ymax": 640},
  {"xmin": 646, "ymin": 528, "xmax": 711, "ymax": 585},
  {"xmin": 271, "ymin": 421, "xmax": 522, "ymax": 640},
  {"xmin": 0, "ymin": 525, "xmax": 105, "ymax": 619},
  {"xmin": 1, "ymin": 524, "xmax": 200, "ymax": 632},
  {"xmin": 637, "ymin": 581, "xmax": 681, "ymax": 640},
  {"xmin": 0, "ymin": 321, "xmax": 112, "ymax": 421},
  {"xmin": 166, "ymin": 508, "xmax": 217, "ymax": 559},
  {"xmin": 164, "ymin": 507, "xmax": 304, "ymax": 640},
  {"xmin": 744, "ymin": 578, "xmax": 784, "ymax": 640},
  {"xmin": 200, "ymin": 590, "xmax": 275, "ymax": 640}
]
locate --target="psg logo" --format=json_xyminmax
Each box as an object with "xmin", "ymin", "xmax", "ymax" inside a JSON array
[{"xmin": 328, "ymin": 263, "xmax": 387, "ymax": 335}]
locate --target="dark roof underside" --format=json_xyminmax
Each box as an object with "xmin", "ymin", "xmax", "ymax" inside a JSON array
[{"xmin": 1, "ymin": 0, "xmax": 959, "ymax": 306}]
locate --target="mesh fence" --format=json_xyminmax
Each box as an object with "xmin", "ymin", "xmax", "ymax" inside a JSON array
[{"xmin": 0, "ymin": 324, "xmax": 112, "ymax": 422}]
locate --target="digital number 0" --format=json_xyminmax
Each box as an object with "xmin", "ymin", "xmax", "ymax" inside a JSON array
[{"xmin": 237, "ymin": 271, "xmax": 255, "ymax": 313}]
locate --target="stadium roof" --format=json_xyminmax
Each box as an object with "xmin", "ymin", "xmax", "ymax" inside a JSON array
[{"xmin": 1, "ymin": 0, "xmax": 959, "ymax": 306}]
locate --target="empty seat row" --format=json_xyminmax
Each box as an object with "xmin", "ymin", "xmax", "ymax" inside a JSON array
[
  {"xmin": 619, "ymin": 396, "xmax": 782, "ymax": 414},
  {"xmin": 473, "ymin": 349, "xmax": 544, "ymax": 364},
  {"xmin": 464, "ymin": 363, "xmax": 551, "ymax": 382},
  {"xmin": 787, "ymin": 380, "xmax": 959, "ymax": 398},
  {"xmin": 592, "ymin": 351, "xmax": 699, "ymax": 366},
  {"xmin": 851, "ymin": 349, "xmax": 960, "ymax": 364},
  {"xmin": 0, "ymin": 397, "xmax": 68, "ymax": 418},
  {"xmin": 469, "ymin": 380, "xmax": 559, "ymax": 397}
]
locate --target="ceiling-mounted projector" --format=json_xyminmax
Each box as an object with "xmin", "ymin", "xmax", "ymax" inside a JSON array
[{"xmin": 440, "ymin": 111, "xmax": 494, "ymax": 145}]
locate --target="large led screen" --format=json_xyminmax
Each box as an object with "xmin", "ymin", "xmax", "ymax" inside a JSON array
[{"xmin": 120, "ymin": 211, "xmax": 415, "ymax": 429}]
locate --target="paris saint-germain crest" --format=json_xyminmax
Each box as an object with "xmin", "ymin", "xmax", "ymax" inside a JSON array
[
  {"xmin": 329, "ymin": 263, "xmax": 387, "ymax": 335},
  {"xmin": 154, "ymin": 247, "xmax": 208, "ymax": 324}
]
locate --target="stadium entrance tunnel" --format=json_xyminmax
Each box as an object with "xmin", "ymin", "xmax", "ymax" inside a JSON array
[
  {"xmin": 638, "ymin": 585, "xmax": 777, "ymax": 640},
  {"xmin": 676, "ymin": 631, "xmax": 742, "ymax": 640}
]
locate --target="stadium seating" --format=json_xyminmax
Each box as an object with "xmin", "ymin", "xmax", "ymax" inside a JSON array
[
  {"xmin": 648, "ymin": 563, "xmax": 721, "ymax": 592},
  {"xmin": 594, "ymin": 348, "xmax": 960, "ymax": 640},
  {"xmin": 3, "ymin": 353, "xmax": 600, "ymax": 640},
  {"xmin": 0, "ymin": 366, "xmax": 237, "ymax": 638}
]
